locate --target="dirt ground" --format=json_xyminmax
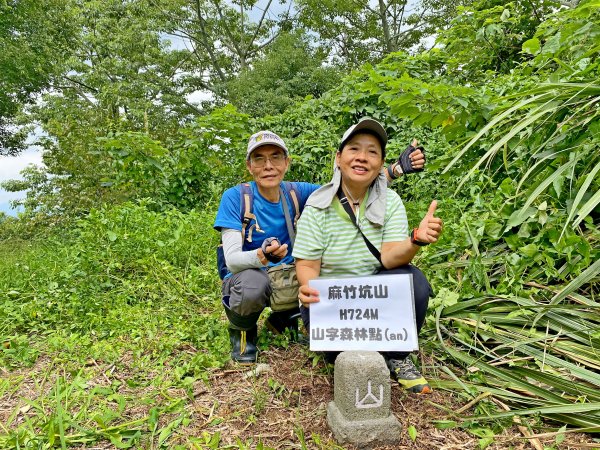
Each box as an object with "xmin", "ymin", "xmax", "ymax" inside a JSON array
[
  {"xmin": 179, "ymin": 344, "xmax": 598, "ymax": 450},
  {"xmin": 2, "ymin": 344, "xmax": 599, "ymax": 449}
]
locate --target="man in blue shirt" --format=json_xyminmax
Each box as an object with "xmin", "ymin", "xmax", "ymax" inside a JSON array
[{"xmin": 214, "ymin": 128, "xmax": 425, "ymax": 364}]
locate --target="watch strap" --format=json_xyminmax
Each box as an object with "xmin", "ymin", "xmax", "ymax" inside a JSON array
[{"xmin": 410, "ymin": 228, "xmax": 429, "ymax": 246}]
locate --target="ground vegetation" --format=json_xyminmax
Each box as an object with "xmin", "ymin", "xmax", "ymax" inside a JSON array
[{"xmin": 0, "ymin": 0, "xmax": 599, "ymax": 447}]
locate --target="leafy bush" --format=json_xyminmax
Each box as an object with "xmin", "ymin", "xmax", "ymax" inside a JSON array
[
  {"xmin": 2, "ymin": 0, "xmax": 599, "ymax": 438},
  {"xmin": 0, "ymin": 202, "xmax": 228, "ymax": 371}
]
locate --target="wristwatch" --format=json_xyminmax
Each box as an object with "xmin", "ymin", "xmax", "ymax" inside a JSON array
[
  {"xmin": 410, "ymin": 228, "xmax": 429, "ymax": 246},
  {"xmin": 386, "ymin": 162, "xmax": 403, "ymax": 179}
]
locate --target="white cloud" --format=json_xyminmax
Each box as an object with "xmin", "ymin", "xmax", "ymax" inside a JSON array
[
  {"xmin": 0, "ymin": 148, "xmax": 44, "ymax": 216},
  {"xmin": 0, "ymin": 148, "xmax": 44, "ymax": 182},
  {"xmin": 187, "ymin": 90, "xmax": 214, "ymax": 105}
]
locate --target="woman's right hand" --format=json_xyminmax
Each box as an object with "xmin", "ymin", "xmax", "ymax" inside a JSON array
[{"xmin": 298, "ymin": 284, "xmax": 320, "ymax": 308}]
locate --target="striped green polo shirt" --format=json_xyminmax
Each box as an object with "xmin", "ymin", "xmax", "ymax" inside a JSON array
[{"xmin": 292, "ymin": 188, "xmax": 409, "ymax": 277}]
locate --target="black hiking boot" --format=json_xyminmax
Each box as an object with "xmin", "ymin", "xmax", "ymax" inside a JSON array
[
  {"xmin": 266, "ymin": 310, "xmax": 307, "ymax": 343},
  {"xmin": 229, "ymin": 327, "xmax": 258, "ymax": 364},
  {"xmin": 266, "ymin": 310, "xmax": 298, "ymax": 334}
]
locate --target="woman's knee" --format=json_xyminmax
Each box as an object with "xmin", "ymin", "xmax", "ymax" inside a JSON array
[
  {"xmin": 376, "ymin": 265, "xmax": 431, "ymax": 331},
  {"xmin": 407, "ymin": 265, "xmax": 433, "ymax": 303},
  {"xmin": 378, "ymin": 265, "xmax": 432, "ymax": 301}
]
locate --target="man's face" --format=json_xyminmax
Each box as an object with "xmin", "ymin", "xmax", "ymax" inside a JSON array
[
  {"xmin": 246, "ymin": 145, "xmax": 290, "ymax": 190},
  {"xmin": 335, "ymin": 133, "xmax": 384, "ymax": 188}
]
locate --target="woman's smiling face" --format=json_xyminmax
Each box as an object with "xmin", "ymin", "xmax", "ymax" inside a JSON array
[{"xmin": 336, "ymin": 132, "xmax": 384, "ymax": 189}]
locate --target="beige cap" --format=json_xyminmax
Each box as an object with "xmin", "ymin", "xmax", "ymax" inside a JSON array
[{"xmin": 246, "ymin": 131, "xmax": 288, "ymax": 160}]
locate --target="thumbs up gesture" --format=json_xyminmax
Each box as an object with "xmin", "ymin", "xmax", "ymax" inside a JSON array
[{"xmin": 415, "ymin": 200, "xmax": 443, "ymax": 245}]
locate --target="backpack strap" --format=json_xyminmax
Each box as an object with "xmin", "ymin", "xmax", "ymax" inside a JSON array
[
  {"xmin": 240, "ymin": 183, "xmax": 262, "ymax": 243},
  {"xmin": 240, "ymin": 182, "xmax": 302, "ymax": 244},
  {"xmin": 283, "ymin": 181, "xmax": 301, "ymax": 228},
  {"xmin": 280, "ymin": 187, "xmax": 296, "ymax": 244}
]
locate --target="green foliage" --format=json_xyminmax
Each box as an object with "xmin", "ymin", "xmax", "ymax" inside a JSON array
[
  {"xmin": 433, "ymin": 289, "xmax": 600, "ymax": 430},
  {"xmin": 1, "ymin": 0, "xmax": 599, "ymax": 444},
  {"xmin": 525, "ymin": 0, "xmax": 600, "ymax": 69},
  {"xmin": 171, "ymin": 104, "xmax": 253, "ymax": 207},
  {"xmin": 160, "ymin": 0, "xmax": 293, "ymax": 94},
  {"xmin": 98, "ymin": 131, "xmax": 169, "ymax": 199},
  {"xmin": 297, "ymin": 0, "xmax": 473, "ymax": 66},
  {"xmin": 0, "ymin": 202, "xmax": 227, "ymax": 369},
  {"xmin": 226, "ymin": 32, "xmax": 342, "ymax": 117},
  {"xmin": 437, "ymin": 0, "xmax": 560, "ymax": 76},
  {"xmin": 0, "ymin": 0, "xmax": 78, "ymax": 154},
  {"xmin": 1, "ymin": 106, "xmax": 251, "ymax": 219},
  {"xmin": 407, "ymin": 424, "xmax": 418, "ymax": 442}
]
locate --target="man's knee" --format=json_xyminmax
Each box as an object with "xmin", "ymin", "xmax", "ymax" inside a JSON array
[{"xmin": 223, "ymin": 269, "xmax": 272, "ymax": 316}]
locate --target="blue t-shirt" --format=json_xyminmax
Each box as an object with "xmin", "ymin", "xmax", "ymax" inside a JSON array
[{"xmin": 214, "ymin": 181, "xmax": 319, "ymax": 269}]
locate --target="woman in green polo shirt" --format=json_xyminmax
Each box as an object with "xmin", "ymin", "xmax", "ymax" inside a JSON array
[{"xmin": 293, "ymin": 118, "xmax": 443, "ymax": 394}]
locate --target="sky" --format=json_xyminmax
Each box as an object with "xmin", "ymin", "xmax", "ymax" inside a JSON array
[{"xmin": 0, "ymin": 147, "xmax": 43, "ymax": 216}]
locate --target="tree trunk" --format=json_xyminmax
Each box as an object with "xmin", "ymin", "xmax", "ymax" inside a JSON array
[{"xmin": 378, "ymin": 0, "xmax": 394, "ymax": 53}]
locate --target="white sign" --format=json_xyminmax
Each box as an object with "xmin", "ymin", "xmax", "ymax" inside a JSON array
[{"xmin": 309, "ymin": 274, "xmax": 418, "ymax": 352}]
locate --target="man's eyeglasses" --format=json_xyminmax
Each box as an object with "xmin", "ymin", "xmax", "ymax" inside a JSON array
[{"xmin": 250, "ymin": 153, "xmax": 287, "ymax": 167}]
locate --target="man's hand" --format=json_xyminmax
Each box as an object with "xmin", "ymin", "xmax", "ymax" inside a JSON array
[
  {"xmin": 397, "ymin": 139, "xmax": 425, "ymax": 174},
  {"xmin": 298, "ymin": 284, "xmax": 320, "ymax": 308},
  {"xmin": 414, "ymin": 200, "xmax": 443, "ymax": 244},
  {"xmin": 258, "ymin": 237, "xmax": 288, "ymax": 264}
]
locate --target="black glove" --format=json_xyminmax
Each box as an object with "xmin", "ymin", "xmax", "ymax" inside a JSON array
[
  {"xmin": 261, "ymin": 237, "xmax": 282, "ymax": 263},
  {"xmin": 397, "ymin": 144, "xmax": 425, "ymax": 174}
]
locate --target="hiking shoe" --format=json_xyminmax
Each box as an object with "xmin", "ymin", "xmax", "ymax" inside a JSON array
[
  {"xmin": 265, "ymin": 312, "xmax": 296, "ymax": 334},
  {"xmin": 386, "ymin": 357, "xmax": 431, "ymax": 394}
]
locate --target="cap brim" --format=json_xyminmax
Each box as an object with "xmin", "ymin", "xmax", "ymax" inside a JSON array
[
  {"xmin": 339, "ymin": 119, "xmax": 388, "ymax": 151},
  {"xmin": 247, "ymin": 141, "xmax": 288, "ymax": 159}
]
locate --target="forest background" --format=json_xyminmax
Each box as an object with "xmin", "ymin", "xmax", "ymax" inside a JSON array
[{"xmin": 0, "ymin": 0, "xmax": 599, "ymax": 448}]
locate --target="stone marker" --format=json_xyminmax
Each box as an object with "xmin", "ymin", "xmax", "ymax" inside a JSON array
[{"xmin": 327, "ymin": 351, "xmax": 401, "ymax": 447}]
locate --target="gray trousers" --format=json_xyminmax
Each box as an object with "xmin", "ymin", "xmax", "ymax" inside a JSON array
[{"xmin": 222, "ymin": 269, "xmax": 272, "ymax": 330}]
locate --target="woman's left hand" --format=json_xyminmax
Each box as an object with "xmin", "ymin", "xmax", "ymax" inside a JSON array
[
  {"xmin": 397, "ymin": 139, "xmax": 426, "ymax": 173},
  {"xmin": 409, "ymin": 146, "xmax": 425, "ymax": 171},
  {"xmin": 416, "ymin": 200, "xmax": 443, "ymax": 244}
]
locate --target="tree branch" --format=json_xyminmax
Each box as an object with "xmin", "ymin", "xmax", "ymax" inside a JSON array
[
  {"xmin": 193, "ymin": 0, "xmax": 227, "ymax": 82},
  {"xmin": 62, "ymin": 75, "xmax": 99, "ymax": 94},
  {"xmin": 210, "ymin": 0, "xmax": 245, "ymax": 63},
  {"xmin": 390, "ymin": 6, "xmax": 428, "ymax": 44},
  {"xmin": 378, "ymin": 0, "xmax": 393, "ymax": 53},
  {"xmin": 246, "ymin": 0, "xmax": 275, "ymax": 63},
  {"xmin": 525, "ymin": 0, "xmax": 543, "ymax": 23},
  {"xmin": 184, "ymin": 99, "xmax": 205, "ymax": 114},
  {"xmin": 390, "ymin": 1, "xmax": 407, "ymax": 37},
  {"xmin": 52, "ymin": 83, "xmax": 97, "ymax": 107},
  {"xmin": 253, "ymin": 27, "xmax": 282, "ymax": 52}
]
